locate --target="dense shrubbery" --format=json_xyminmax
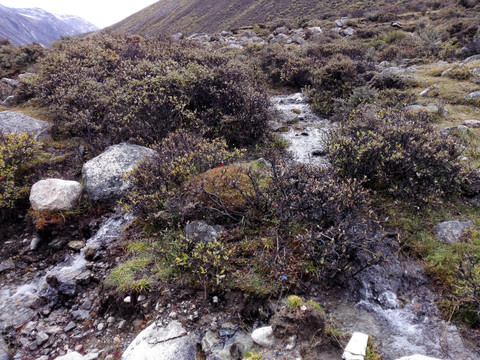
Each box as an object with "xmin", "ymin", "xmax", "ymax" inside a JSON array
[
  {"xmin": 328, "ymin": 107, "xmax": 465, "ymax": 201},
  {"xmin": 0, "ymin": 40, "xmax": 44, "ymax": 78},
  {"xmin": 30, "ymin": 34, "xmax": 270, "ymax": 151},
  {"xmin": 0, "ymin": 132, "xmax": 39, "ymax": 217}
]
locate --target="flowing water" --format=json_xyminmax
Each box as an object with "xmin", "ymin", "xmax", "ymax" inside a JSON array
[
  {"xmin": 270, "ymin": 93, "xmax": 479, "ymax": 360},
  {"xmin": 0, "ymin": 212, "xmax": 133, "ymax": 331}
]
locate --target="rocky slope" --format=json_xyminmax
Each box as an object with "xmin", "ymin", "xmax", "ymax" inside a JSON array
[
  {"xmin": 0, "ymin": 4, "xmax": 98, "ymax": 46},
  {"xmin": 108, "ymin": 0, "xmax": 454, "ymax": 37}
]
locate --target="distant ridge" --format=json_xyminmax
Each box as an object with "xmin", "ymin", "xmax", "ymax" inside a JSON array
[
  {"xmin": 108, "ymin": 0, "xmax": 411, "ymax": 36},
  {"xmin": 0, "ymin": 4, "xmax": 98, "ymax": 46}
]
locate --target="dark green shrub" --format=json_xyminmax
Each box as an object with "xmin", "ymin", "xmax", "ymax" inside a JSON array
[
  {"xmin": 31, "ymin": 34, "xmax": 269, "ymax": 151},
  {"xmin": 328, "ymin": 107, "xmax": 465, "ymax": 202},
  {"xmin": 332, "ymin": 86, "xmax": 378, "ymax": 121},
  {"xmin": 307, "ymin": 54, "xmax": 364, "ymax": 115}
]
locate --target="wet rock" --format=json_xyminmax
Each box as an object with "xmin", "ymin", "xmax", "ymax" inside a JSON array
[
  {"xmin": 0, "ymin": 111, "xmax": 52, "ymax": 140},
  {"xmin": 432, "ymin": 220, "xmax": 474, "ymax": 243},
  {"xmin": 54, "ymin": 352, "xmax": 84, "ymax": 360},
  {"xmin": 0, "ymin": 259, "xmax": 15, "ymax": 273},
  {"xmin": 343, "ymin": 332, "xmax": 369, "ymax": 360},
  {"xmin": 30, "ymin": 179, "xmax": 82, "ymax": 211},
  {"xmin": 122, "ymin": 320, "xmax": 197, "ymax": 360},
  {"xmin": 82, "ymin": 143, "xmax": 155, "ymax": 204},
  {"xmin": 202, "ymin": 330, "xmax": 220, "ymax": 353},
  {"xmin": 251, "ymin": 326, "xmax": 274, "ymax": 348},
  {"xmin": 184, "ymin": 221, "xmax": 224, "ymax": 244},
  {"xmin": 463, "ymin": 120, "xmax": 480, "ymax": 128},
  {"xmin": 0, "ymin": 336, "xmax": 9, "ymax": 360}
]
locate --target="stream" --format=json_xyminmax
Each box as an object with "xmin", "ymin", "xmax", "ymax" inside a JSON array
[{"xmin": 270, "ymin": 93, "xmax": 479, "ymax": 360}]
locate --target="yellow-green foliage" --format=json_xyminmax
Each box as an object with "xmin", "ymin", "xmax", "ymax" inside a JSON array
[
  {"xmin": 104, "ymin": 257, "xmax": 154, "ymax": 291},
  {"xmin": 285, "ymin": 295, "xmax": 303, "ymax": 309},
  {"xmin": 0, "ymin": 132, "xmax": 39, "ymax": 210}
]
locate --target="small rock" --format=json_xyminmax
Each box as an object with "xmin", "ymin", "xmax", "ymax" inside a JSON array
[
  {"xmin": 36, "ymin": 331, "xmax": 49, "ymax": 346},
  {"xmin": 72, "ymin": 310, "xmax": 90, "ymax": 321},
  {"xmin": 97, "ymin": 323, "xmax": 104, "ymax": 331},
  {"xmin": 0, "ymin": 259, "xmax": 15, "ymax": 273},
  {"xmin": 169, "ymin": 311, "xmax": 178, "ymax": 319},
  {"xmin": 124, "ymin": 296, "xmax": 131, "ymax": 303},
  {"xmin": 68, "ymin": 241, "xmax": 86, "ymax": 250},
  {"xmin": 1, "ymin": 78, "xmax": 18, "ymax": 87},
  {"xmin": 465, "ymin": 90, "xmax": 480, "ymax": 101},
  {"xmin": 335, "ymin": 17, "xmax": 348, "ymax": 27},
  {"xmin": 391, "ymin": 22, "xmax": 402, "ymax": 28},
  {"xmin": 343, "ymin": 27, "xmax": 355, "ymax": 36},
  {"xmin": 118, "ymin": 320, "xmax": 127, "ymax": 329},
  {"xmin": 251, "ymin": 326, "xmax": 274, "ymax": 348},
  {"xmin": 171, "ymin": 32, "xmax": 184, "ymax": 41},
  {"xmin": 138, "ymin": 295, "xmax": 146, "ymax": 302},
  {"xmin": 432, "ymin": 220, "xmax": 474, "ymax": 243},
  {"xmin": 114, "ymin": 337, "xmax": 121, "ymax": 345},
  {"xmin": 30, "ymin": 236, "xmax": 42, "ymax": 251},
  {"xmin": 184, "ymin": 221, "xmax": 224, "ymax": 244},
  {"xmin": 107, "ymin": 316, "xmax": 116, "ymax": 324},
  {"xmin": 463, "ymin": 120, "xmax": 480, "ymax": 128},
  {"xmin": 64, "ymin": 322, "xmax": 76, "ymax": 332},
  {"xmin": 343, "ymin": 332, "xmax": 369, "ymax": 360},
  {"xmin": 81, "ymin": 299, "xmax": 92, "ymax": 310}
]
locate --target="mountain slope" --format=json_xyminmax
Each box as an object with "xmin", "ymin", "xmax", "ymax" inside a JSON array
[
  {"xmin": 0, "ymin": 5, "xmax": 98, "ymax": 46},
  {"xmin": 109, "ymin": 0, "xmax": 421, "ymax": 36}
]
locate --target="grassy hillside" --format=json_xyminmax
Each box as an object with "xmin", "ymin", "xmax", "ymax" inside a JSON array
[{"xmin": 108, "ymin": 0, "xmax": 456, "ymax": 36}]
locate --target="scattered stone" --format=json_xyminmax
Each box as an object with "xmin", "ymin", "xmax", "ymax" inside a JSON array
[
  {"xmin": 30, "ymin": 179, "xmax": 83, "ymax": 211},
  {"xmin": 122, "ymin": 321, "xmax": 197, "ymax": 360},
  {"xmin": 335, "ymin": 17, "xmax": 348, "ymax": 27},
  {"xmin": 82, "ymin": 143, "xmax": 155, "ymax": 204},
  {"xmin": 118, "ymin": 320, "xmax": 127, "ymax": 329},
  {"xmin": 343, "ymin": 27, "xmax": 355, "ymax": 36},
  {"xmin": 30, "ymin": 236, "xmax": 42, "ymax": 251},
  {"xmin": 0, "ymin": 111, "xmax": 52, "ymax": 140},
  {"xmin": 2, "ymin": 78, "xmax": 18, "ymax": 87},
  {"xmin": 274, "ymin": 26, "xmax": 289, "ymax": 35},
  {"xmin": 343, "ymin": 332, "xmax": 369, "ymax": 360},
  {"xmin": 461, "ymin": 54, "xmax": 480, "ymax": 65},
  {"xmin": 169, "ymin": 311, "xmax": 178, "ymax": 319},
  {"xmin": 66, "ymin": 241, "xmax": 86, "ymax": 252},
  {"xmin": 391, "ymin": 22, "xmax": 402, "ymax": 28},
  {"xmin": 138, "ymin": 295, "xmax": 146, "ymax": 302},
  {"xmin": 36, "ymin": 331, "xmax": 49, "ymax": 346},
  {"xmin": 72, "ymin": 310, "xmax": 90, "ymax": 321},
  {"xmin": 124, "ymin": 296, "xmax": 131, "ymax": 303},
  {"xmin": 64, "ymin": 321, "xmax": 76, "ymax": 332},
  {"xmin": 251, "ymin": 326, "xmax": 274, "ymax": 348},
  {"xmin": 395, "ymin": 356, "xmax": 442, "ymax": 360},
  {"xmin": 81, "ymin": 299, "xmax": 92, "ymax": 310},
  {"xmin": 97, "ymin": 323, "xmax": 104, "ymax": 331},
  {"xmin": 171, "ymin": 32, "xmax": 184, "ymax": 41},
  {"xmin": 184, "ymin": 221, "xmax": 224, "ymax": 244},
  {"xmin": 107, "ymin": 316, "xmax": 116, "ymax": 324},
  {"xmin": 463, "ymin": 120, "xmax": 480, "ymax": 128},
  {"xmin": 432, "ymin": 220, "xmax": 474, "ymax": 244},
  {"xmin": 0, "ymin": 259, "xmax": 15, "ymax": 273},
  {"xmin": 54, "ymin": 352, "xmax": 84, "ymax": 360},
  {"xmin": 465, "ymin": 90, "xmax": 480, "ymax": 101}
]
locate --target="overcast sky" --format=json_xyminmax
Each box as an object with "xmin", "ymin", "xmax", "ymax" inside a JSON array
[{"xmin": 0, "ymin": 0, "xmax": 159, "ymax": 28}]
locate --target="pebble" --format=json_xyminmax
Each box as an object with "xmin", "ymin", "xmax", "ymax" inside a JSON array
[
  {"xmin": 64, "ymin": 321, "xmax": 77, "ymax": 332},
  {"xmin": 37, "ymin": 332, "xmax": 49, "ymax": 346},
  {"xmin": 113, "ymin": 337, "xmax": 121, "ymax": 345},
  {"xmin": 138, "ymin": 295, "xmax": 146, "ymax": 302},
  {"xmin": 97, "ymin": 323, "xmax": 105, "ymax": 331},
  {"xmin": 82, "ymin": 299, "xmax": 92, "ymax": 310},
  {"xmin": 169, "ymin": 311, "xmax": 178, "ymax": 319},
  {"xmin": 124, "ymin": 296, "xmax": 131, "ymax": 303},
  {"xmin": 107, "ymin": 316, "xmax": 116, "ymax": 324},
  {"xmin": 118, "ymin": 320, "xmax": 127, "ymax": 329}
]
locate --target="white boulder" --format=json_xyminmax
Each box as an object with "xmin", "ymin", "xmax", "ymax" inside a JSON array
[{"xmin": 30, "ymin": 179, "xmax": 82, "ymax": 211}]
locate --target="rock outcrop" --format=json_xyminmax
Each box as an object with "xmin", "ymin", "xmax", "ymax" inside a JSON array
[
  {"xmin": 82, "ymin": 143, "xmax": 155, "ymax": 205},
  {"xmin": 432, "ymin": 220, "xmax": 474, "ymax": 243},
  {"xmin": 0, "ymin": 111, "xmax": 52, "ymax": 140}
]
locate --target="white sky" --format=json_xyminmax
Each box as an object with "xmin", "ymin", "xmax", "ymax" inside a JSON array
[{"xmin": 0, "ymin": 0, "xmax": 159, "ymax": 28}]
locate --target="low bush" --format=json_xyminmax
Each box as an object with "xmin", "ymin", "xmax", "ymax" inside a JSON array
[
  {"xmin": 0, "ymin": 41, "xmax": 44, "ymax": 78},
  {"xmin": 369, "ymin": 71, "xmax": 410, "ymax": 90},
  {"xmin": 307, "ymin": 54, "xmax": 364, "ymax": 115},
  {"xmin": 124, "ymin": 130, "xmax": 242, "ymax": 228},
  {"xmin": 31, "ymin": 34, "xmax": 270, "ymax": 152},
  {"xmin": 0, "ymin": 132, "xmax": 40, "ymax": 217},
  {"xmin": 327, "ymin": 107, "xmax": 465, "ymax": 202}
]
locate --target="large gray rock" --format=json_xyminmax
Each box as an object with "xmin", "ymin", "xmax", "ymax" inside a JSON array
[
  {"xmin": 122, "ymin": 320, "xmax": 197, "ymax": 360},
  {"xmin": 30, "ymin": 179, "xmax": 82, "ymax": 211},
  {"xmin": 82, "ymin": 143, "xmax": 155, "ymax": 204},
  {"xmin": 184, "ymin": 221, "xmax": 224, "ymax": 244},
  {"xmin": 463, "ymin": 120, "xmax": 480, "ymax": 128},
  {"xmin": 0, "ymin": 111, "xmax": 52, "ymax": 140},
  {"xmin": 432, "ymin": 220, "xmax": 474, "ymax": 243}
]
